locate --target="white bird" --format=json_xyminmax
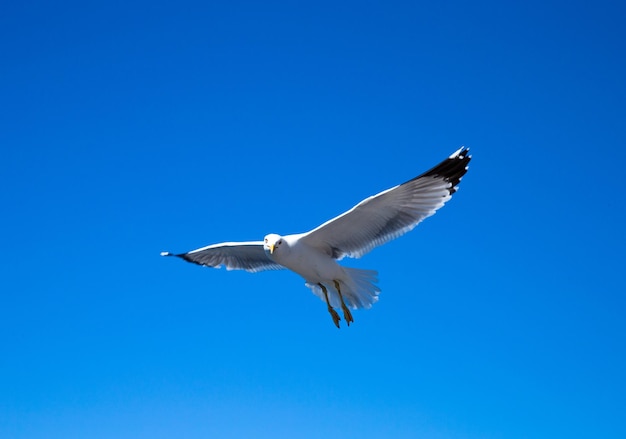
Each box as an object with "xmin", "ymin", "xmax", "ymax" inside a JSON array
[{"xmin": 162, "ymin": 148, "xmax": 471, "ymax": 327}]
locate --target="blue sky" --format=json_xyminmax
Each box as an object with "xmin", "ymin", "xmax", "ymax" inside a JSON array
[{"xmin": 1, "ymin": 0, "xmax": 625, "ymax": 438}]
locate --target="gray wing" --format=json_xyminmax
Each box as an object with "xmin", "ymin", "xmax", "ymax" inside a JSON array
[
  {"xmin": 299, "ymin": 147, "xmax": 471, "ymax": 259},
  {"xmin": 161, "ymin": 241, "xmax": 284, "ymax": 272}
]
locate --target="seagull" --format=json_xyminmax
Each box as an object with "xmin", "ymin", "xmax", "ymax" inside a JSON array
[{"xmin": 162, "ymin": 147, "xmax": 471, "ymax": 327}]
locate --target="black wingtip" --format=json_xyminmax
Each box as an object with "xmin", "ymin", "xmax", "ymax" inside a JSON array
[
  {"xmin": 414, "ymin": 147, "xmax": 471, "ymax": 194},
  {"xmin": 161, "ymin": 251, "xmax": 185, "ymax": 258},
  {"xmin": 161, "ymin": 251, "xmax": 206, "ymax": 266}
]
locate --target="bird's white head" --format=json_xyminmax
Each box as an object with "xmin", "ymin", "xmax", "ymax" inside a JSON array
[{"xmin": 263, "ymin": 233, "xmax": 284, "ymax": 255}]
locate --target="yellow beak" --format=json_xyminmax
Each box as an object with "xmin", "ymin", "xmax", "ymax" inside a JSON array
[{"xmin": 269, "ymin": 244, "xmax": 275, "ymax": 254}]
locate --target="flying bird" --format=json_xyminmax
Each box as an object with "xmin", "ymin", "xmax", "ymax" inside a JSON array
[{"xmin": 162, "ymin": 147, "xmax": 471, "ymax": 327}]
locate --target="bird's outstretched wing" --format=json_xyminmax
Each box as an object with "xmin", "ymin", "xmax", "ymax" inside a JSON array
[
  {"xmin": 161, "ymin": 241, "xmax": 284, "ymax": 272},
  {"xmin": 299, "ymin": 147, "xmax": 471, "ymax": 260}
]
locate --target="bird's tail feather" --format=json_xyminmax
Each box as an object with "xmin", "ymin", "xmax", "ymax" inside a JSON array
[{"xmin": 306, "ymin": 267, "xmax": 381, "ymax": 310}]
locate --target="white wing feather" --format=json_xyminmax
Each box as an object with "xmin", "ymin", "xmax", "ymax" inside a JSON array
[
  {"xmin": 161, "ymin": 241, "xmax": 284, "ymax": 273},
  {"xmin": 299, "ymin": 147, "xmax": 471, "ymax": 259}
]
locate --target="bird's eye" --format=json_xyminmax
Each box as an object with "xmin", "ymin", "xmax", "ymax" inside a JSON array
[
  {"xmin": 264, "ymin": 238, "xmax": 268, "ymax": 243},
  {"xmin": 278, "ymin": 240, "xmax": 282, "ymax": 245}
]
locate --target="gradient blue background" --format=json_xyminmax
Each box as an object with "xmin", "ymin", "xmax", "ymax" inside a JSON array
[{"xmin": 2, "ymin": 1, "xmax": 625, "ymax": 438}]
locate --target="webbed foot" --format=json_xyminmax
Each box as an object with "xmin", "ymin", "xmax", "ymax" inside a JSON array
[{"xmin": 328, "ymin": 307, "xmax": 341, "ymax": 328}]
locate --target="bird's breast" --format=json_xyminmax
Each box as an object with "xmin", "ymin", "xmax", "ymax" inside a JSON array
[{"xmin": 276, "ymin": 242, "xmax": 342, "ymax": 283}]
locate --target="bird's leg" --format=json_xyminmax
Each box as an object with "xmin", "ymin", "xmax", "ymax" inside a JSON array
[
  {"xmin": 319, "ymin": 283, "xmax": 341, "ymax": 328},
  {"xmin": 334, "ymin": 280, "xmax": 354, "ymax": 326}
]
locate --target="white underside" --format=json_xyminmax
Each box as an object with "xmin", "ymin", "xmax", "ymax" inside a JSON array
[{"xmin": 270, "ymin": 237, "xmax": 381, "ymax": 309}]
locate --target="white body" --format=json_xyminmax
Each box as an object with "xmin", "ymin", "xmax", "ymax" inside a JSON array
[{"xmin": 263, "ymin": 233, "xmax": 380, "ymax": 309}]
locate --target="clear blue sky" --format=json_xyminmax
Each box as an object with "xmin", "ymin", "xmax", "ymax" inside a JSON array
[{"xmin": 1, "ymin": 1, "xmax": 625, "ymax": 438}]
